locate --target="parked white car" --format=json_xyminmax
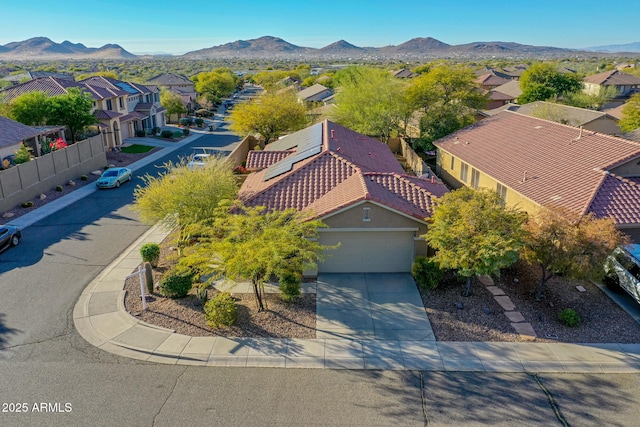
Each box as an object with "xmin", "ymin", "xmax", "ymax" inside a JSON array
[
  {"xmin": 187, "ymin": 153, "xmax": 212, "ymax": 170},
  {"xmin": 604, "ymin": 244, "xmax": 640, "ymax": 304}
]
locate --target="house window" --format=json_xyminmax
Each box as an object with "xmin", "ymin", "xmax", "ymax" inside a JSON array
[
  {"xmin": 450, "ymin": 156, "xmax": 455, "ymax": 170},
  {"xmin": 497, "ymin": 183, "xmax": 508, "ymax": 202},
  {"xmin": 363, "ymin": 207, "xmax": 371, "ymax": 222},
  {"xmin": 106, "ymin": 99, "xmax": 113, "ymax": 110},
  {"xmin": 471, "ymin": 168, "xmax": 480, "ymax": 189},
  {"xmin": 460, "ymin": 162, "xmax": 469, "ymax": 182},
  {"xmin": 119, "ymin": 98, "xmax": 124, "ymax": 109}
]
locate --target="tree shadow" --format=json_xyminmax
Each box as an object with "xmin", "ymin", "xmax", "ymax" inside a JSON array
[{"xmin": 0, "ymin": 312, "xmax": 21, "ymax": 355}]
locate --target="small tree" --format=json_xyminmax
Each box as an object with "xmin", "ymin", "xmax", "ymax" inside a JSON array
[
  {"xmin": 179, "ymin": 205, "xmax": 331, "ymax": 311},
  {"xmin": 46, "ymin": 87, "xmax": 96, "ymax": 143},
  {"xmin": 160, "ymin": 89, "xmax": 187, "ymax": 123},
  {"xmin": 13, "ymin": 143, "xmax": 31, "ymax": 164},
  {"xmin": 229, "ymin": 90, "xmax": 307, "ymax": 143},
  {"xmin": 9, "ymin": 91, "xmax": 50, "ymax": 126},
  {"xmin": 424, "ymin": 187, "xmax": 527, "ymax": 296},
  {"xmin": 522, "ymin": 206, "xmax": 628, "ymax": 300},
  {"xmin": 620, "ymin": 93, "xmax": 640, "ymax": 133}
]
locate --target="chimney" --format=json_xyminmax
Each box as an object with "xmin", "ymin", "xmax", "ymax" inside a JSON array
[
  {"xmin": 578, "ymin": 126, "xmax": 583, "ymax": 139},
  {"xmin": 431, "ymin": 176, "xmax": 434, "ymax": 184}
]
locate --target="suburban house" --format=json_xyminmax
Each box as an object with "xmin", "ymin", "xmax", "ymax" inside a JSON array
[
  {"xmin": 392, "ymin": 69, "xmax": 417, "ymax": 79},
  {"xmin": 583, "ymin": 70, "xmax": 640, "ymax": 107},
  {"xmin": 79, "ymin": 76, "xmax": 166, "ymax": 146},
  {"xmin": 297, "ymin": 83, "xmax": 334, "ymax": 105},
  {"xmin": 0, "ymin": 116, "xmax": 66, "ymax": 165},
  {"xmin": 2, "ymin": 71, "xmax": 74, "ymax": 86},
  {"xmin": 475, "ymin": 73, "xmax": 512, "ymax": 91},
  {"xmin": 515, "ymin": 101, "xmax": 621, "ymax": 135},
  {"xmin": 0, "ymin": 76, "xmax": 166, "ymax": 148},
  {"xmin": 434, "ymin": 111, "xmax": 640, "ymax": 242},
  {"xmin": 146, "ymin": 73, "xmax": 198, "ymax": 113},
  {"xmin": 239, "ymin": 120, "xmax": 449, "ymax": 273}
]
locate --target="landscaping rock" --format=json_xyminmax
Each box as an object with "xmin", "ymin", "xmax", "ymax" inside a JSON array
[{"xmin": 39, "ymin": 193, "xmax": 47, "ymax": 200}]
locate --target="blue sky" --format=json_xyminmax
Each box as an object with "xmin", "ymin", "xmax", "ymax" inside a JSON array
[{"xmin": 2, "ymin": 0, "xmax": 639, "ymax": 54}]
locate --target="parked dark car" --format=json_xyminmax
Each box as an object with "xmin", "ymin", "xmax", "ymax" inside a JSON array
[{"xmin": 0, "ymin": 225, "xmax": 21, "ymax": 252}]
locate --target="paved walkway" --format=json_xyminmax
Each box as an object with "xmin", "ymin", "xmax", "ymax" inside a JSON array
[{"xmin": 72, "ymin": 224, "xmax": 640, "ymax": 372}]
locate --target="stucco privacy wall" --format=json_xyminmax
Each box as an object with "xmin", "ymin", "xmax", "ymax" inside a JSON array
[
  {"xmin": 0, "ymin": 135, "xmax": 106, "ymax": 212},
  {"xmin": 226, "ymin": 134, "xmax": 261, "ymax": 168}
]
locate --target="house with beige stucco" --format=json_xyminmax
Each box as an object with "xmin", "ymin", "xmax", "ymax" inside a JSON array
[
  {"xmin": 239, "ymin": 120, "xmax": 449, "ymax": 274},
  {"xmin": 434, "ymin": 111, "xmax": 640, "ymax": 243}
]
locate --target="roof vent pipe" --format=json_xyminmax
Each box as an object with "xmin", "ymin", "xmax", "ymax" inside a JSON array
[
  {"xmin": 578, "ymin": 126, "xmax": 583, "ymax": 139},
  {"xmin": 331, "ymin": 129, "xmax": 335, "ymax": 139}
]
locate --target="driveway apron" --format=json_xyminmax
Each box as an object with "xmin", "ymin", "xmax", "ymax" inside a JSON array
[{"xmin": 316, "ymin": 273, "xmax": 435, "ymax": 341}]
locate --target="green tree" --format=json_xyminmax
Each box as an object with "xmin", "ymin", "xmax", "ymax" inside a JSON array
[
  {"xmin": 132, "ymin": 156, "xmax": 239, "ymax": 248},
  {"xmin": 9, "ymin": 91, "xmax": 50, "ymax": 126},
  {"xmin": 424, "ymin": 187, "xmax": 527, "ymax": 296},
  {"xmin": 160, "ymin": 89, "xmax": 187, "ymax": 123},
  {"xmin": 522, "ymin": 206, "xmax": 628, "ymax": 300},
  {"xmin": 180, "ymin": 205, "xmax": 331, "ymax": 311},
  {"xmin": 229, "ymin": 90, "xmax": 307, "ymax": 143},
  {"xmin": 562, "ymin": 86, "xmax": 617, "ymax": 110},
  {"xmin": 518, "ymin": 62, "xmax": 583, "ymax": 103},
  {"xmin": 406, "ymin": 63, "xmax": 487, "ymax": 148},
  {"xmin": 193, "ymin": 69, "xmax": 238, "ymax": 104},
  {"xmin": 331, "ymin": 66, "xmax": 411, "ymax": 143},
  {"xmin": 13, "ymin": 143, "xmax": 31, "ymax": 164},
  {"xmin": 619, "ymin": 93, "xmax": 640, "ymax": 132},
  {"xmin": 46, "ymin": 87, "xmax": 96, "ymax": 143}
]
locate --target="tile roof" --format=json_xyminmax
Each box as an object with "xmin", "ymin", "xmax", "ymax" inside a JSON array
[
  {"xmin": 589, "ymin": 174, "xmax": 640, "ymax": 224},
  {"xmin": 239, "ymin": 120, "xmax": 449, "ymax": 221},
  {"xmin": 297, "ymin": 83, "xmax": 332, "ymax": 102},
  {"xmin": 584, "ymin": 70, "xmax": 640, "ymax": 86},
  {"xmin": 488, "ymin": 90, "xmax": 515, "ymax": 101},
  {"xmin": 492, "ymin": 80, "xmax": 523, "ymax": 98},
  {"xmin": 0, "ymin": 76, "xmax": 80, "ymax": 102},
  {"xmin": 146, "ymin": 73, "xmax": 193, "ymax": 85},
  {"xmin": 246, "ymin": 150, "xmax": 294, "ymax": 169},
  {"xmin": 95, "ymin": 110, "xmax": 122, "ymax": 120},
  {"xmin": 0, "ymin": 116, "xmax": 41, "ymax": 147},
  {"xmin": 434, "ymin": 111, "xmax": 640, "ymax": 219},
  {"xmin": 476, "ymin": 73, "xmax": 511, "ymax": 87}
]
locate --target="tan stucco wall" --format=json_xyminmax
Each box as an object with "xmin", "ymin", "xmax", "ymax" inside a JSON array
[{"xmin": 321, "ymin": 201, "xmax": 427, "ymax": 232}]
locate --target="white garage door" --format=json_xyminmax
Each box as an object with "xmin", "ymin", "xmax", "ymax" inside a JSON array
[{"xmin": 318, "ymin": 230, "xmax": 415, "ymax": 273}]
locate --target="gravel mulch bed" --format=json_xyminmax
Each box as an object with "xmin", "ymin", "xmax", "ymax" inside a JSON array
[
  {"xmin": 0, "ymin": 149, "xmax": 157, "ymax": 225},
  {"xmin": 123, "ymin": 230, "xmax": 316, "ymax": 339},
  {"xmin": 420, "ymin": 260, "xmax": 640, "ymax": 343}
]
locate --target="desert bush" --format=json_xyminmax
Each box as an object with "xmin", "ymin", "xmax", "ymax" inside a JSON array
[
  {"xmin": 195, "ymin": 284, "xmax": 209, "ymax": 305},
  {"xmin": 140, "ymin": 242, "xmax": 160, "ymax": 267},
  {"xmin": 161, "ymin": 130, "xmax": 174, "ymax": 139},
  {"xmin": 158, "ymin": 270, "xmax": 193, "ymax": 299},
  {"xmin": 173, "ymin": 131, "xmax": 183, "ymax": 138},
  {"xmin": 136, "ymin": 129, "xmax": 146, "ymax": 137},
  {"xmin": 558, "ymin": 308, "xmax": 581, "ymax": 327},
  {"xmin": 279, "ymin": 270, "xmax": 302, "ymax": 302},
  {"xmin": 179, "ymin": 118, "xmax": 192, "ymax": 127},
  {"xmin": 182, "ymin": 128, "xmax": 190, "ymax": 136},
  {"xmin": 412, "ymin": 257, "xmax": 444, "ymax": 290},
  {"xmin": 194, "ymin": 118, "xmax": 204, "ymax": 127},
  {"xmin": 80, "ymin": 175, "xmax": 88, "ymax": 181},
  {"xmin": 21, "ymin": 201, "xmax": 34, "ymax": 208},
  {"xmin": 55, "ymin": 185, "xmax": 63, "ymax": 192},
  {"xmin": 204, "ymin": 292, "xmax": 237, "ymax": 327}
]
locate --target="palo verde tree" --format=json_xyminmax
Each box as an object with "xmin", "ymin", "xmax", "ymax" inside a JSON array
[
  {"xmin": 179, "ymin": 204, "xmax": 331, "ymax": 311},
  {"xmin": 406, "ymin": 63, "xmax": 487, "ymax": 150},
  {"xmin": 229, "ymin": 89, "xmax": 307, "ymax": 144},
  {"xmin": 192, "ymin": 68, "xmax": 238, "ymax": 104},
  {"xmin": 131, "ymin": 156, "xmax": 239, "ymax": 248},
  {"xmin": 160, "ymin": 89, "xmax": 187, "ymax": 123},
  {"xmin": 619, "ymin": 93, "xmax": 640, "ymax": 132},
  {"xmin": 522, "ymin": 205, "xmax": 628, "ymax": 300},
  {"xmin": 46, "ymin": 87, "xmax": 96, "ymax": 143},
  {"xmin": 330, "ymin": 66, "xmax": 411, "ymax": 143},
  {"xmin": 424, "ymin": 187, "xmax": 528, "ymax": 296}
]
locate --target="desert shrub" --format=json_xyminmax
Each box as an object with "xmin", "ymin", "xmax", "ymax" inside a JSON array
[
  {"xmin": 194, "ymin": 118, "xmax": 204, "ymax": 127},
  {"xmin": 14, "ymin": 143, "xmax": 31, "ymax": 164},
  {"xmin": 80, "ymin": 175, "xmax": 88, "ymax": 181},
  {"xmin": 279, "ymin": 270, "xmax": 302, "ymax": 302},
  {"xmin": 136, "ymin": 129, "xmax": 146, "ymax": 137},
  {"xmin": 195, "ymin": 284, "xmax": 209, "ymax": 305},
  {"xmin": 140, "ymin": 242, "xmax": 160, "ymax": 267},
  {"xmin": 558, "ymin": 308, "xmax": 581, "ymax": 327},
  {"xmin": 152, "ymin": 126, "xmax": 161, "ymax": 135},
  {"xmin": 179, "ymin": 118, "xmax": 192, "ymax": 127},
  {"xmin": 161, "ymin": 130, "xmax": 174, "ymax": 138},
  {"xmin": 204, "ymin": 292, "xmax": 237, "ymax": 327},
  {"xmin": 173, "ymin": 131, "xmax": 183, "ymax": 138},
  {"xmin": 182, "ymin": 128, "xmax": 190, "ymax": 136},
  {"xmin": 21, "ymin": 201, "xmax": 34, "ymax": 208},
  {"xmin": 412, "ymin": 257, "xmax": 444, "ymax": 290},
  {"xmin": 158, "ymin": 270, "xmax": 193, "ymax": 299},
  {"xmin": 55, "ymin": 185, "xmax": 63, "ymax": 192}
]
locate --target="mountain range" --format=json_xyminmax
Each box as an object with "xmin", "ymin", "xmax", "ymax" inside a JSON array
[{"xmin": 1, "ymin": 36, "xmax": 639, "ymax": 60}]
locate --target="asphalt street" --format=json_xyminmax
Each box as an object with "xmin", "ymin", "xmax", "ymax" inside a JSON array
[{"xmin": 2, "ymin": 87, "xmax": 640, "ymax": 426}]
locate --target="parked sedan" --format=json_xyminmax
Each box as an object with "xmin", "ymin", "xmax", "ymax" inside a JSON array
[
  {"xmin": 0, "ymin": 225, "xmax": 21, "ymax": 252},
  {"xmin": 96, "ymin": 167, "xmax": 132, "ymax": 189},
  {"xmin": 604, "ymin": 244, "xmax": 640, "ymax": 304}
]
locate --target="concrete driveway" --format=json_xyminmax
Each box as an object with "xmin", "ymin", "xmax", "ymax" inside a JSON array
[{"xmin": 316, "ymin": 273, "xmax": 435, "ymax": 341}]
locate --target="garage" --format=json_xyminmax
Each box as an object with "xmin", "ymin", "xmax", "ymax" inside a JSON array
[{"xmin": 318, "ymin": 230, "xmax": 416, "ymax": 273}]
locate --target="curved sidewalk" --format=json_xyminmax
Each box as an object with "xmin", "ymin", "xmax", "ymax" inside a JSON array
[{"xmin": 73, "ymin": 225, "xmax": 640, "ymax": 372}]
